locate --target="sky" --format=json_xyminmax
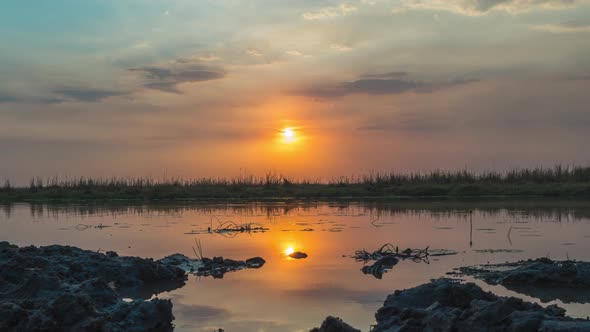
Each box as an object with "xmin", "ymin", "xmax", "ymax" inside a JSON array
[{"xmin": 1, "ymin": 0, "xmax": 589, "ymax": 183}]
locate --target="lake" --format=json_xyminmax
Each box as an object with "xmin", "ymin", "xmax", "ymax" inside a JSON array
[{"xmin": 1, "ymin": 200, "xmax": 590, "ymax": 331}]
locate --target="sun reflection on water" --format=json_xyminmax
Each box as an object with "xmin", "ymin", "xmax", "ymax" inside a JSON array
[{"xmin": 284, "ymin": 246, "xmax": 295, "ymax": 256}]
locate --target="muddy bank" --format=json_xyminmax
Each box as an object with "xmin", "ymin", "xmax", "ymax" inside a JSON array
[
  {"xmin": 458, "ymin": 258, "xmax": 590, "ymax": 303},
  {"xmin": 312, "ymin": 279, "xmax": 590, "ymax": 332}
]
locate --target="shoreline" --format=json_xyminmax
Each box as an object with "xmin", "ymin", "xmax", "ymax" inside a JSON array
[{"xmin": 2, "ymin": 183, "xmax": 590, "ymax": 203}]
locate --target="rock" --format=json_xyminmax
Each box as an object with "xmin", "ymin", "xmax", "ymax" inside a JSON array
[
  {"xmin": 371, "ymin": 279, "xmax": 590, "ymax": 332},
  {"xmin": 0, "ymin": 242, "xmax": 268, "ymax": 330},
  {"xmin": 361, "ymin": 256, "xmax": 399, "ymax": 279},
  {"xmin": 289, "ymin": 251, "xmax": 308, "ymax": 259},
  {"xmin": 160, "ymin": 254, "xmax": 266, "ymax": 278},
  {"xmin": 0, "ymin": 242, "xmax": 185, "ymax": 332},
  {"xmin": 314, "ymin": 279, "xmax": 590, "ymax": 332},
  {"xmin": 310, "ymin": 316, "xmax": 361, "ymax": 332},
  {"xmin": 245, "ymin": 257, "xmax": 266, "ymax": 268},
  {"xmin": 106, "ymin": 251, "xmax": 119, "ymax": 257},
  {"xmin": 459, "ymin": 258, "xmax": 590, "ymax": 303},
  {"xmin": 223, "ymin": 258, "xmax": 242, "ymax": 267}
]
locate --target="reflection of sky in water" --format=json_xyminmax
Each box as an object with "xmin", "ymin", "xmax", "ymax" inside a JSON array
[{"xmin": 1, "ymin": 201, "xmax": 590, "ymax": 331}]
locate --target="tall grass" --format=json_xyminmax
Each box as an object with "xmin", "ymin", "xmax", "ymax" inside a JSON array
[
  {"xmin": 4, "ymin": 165, "xmax": 590, "ymax": 192},
  {"xmin": 335, "ymin": 165, "xmax": 590, "ymax": 186},
  {"xmin": 2, "ymin": 166, "xmax": 590, "ymax": 199}
]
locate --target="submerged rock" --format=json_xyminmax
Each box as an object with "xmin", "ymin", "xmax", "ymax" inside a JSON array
[
  {"xmin": 361, "ymin": 256, "xmax": 399, "ymax": 279},
  {"xmin": 245, "ymin": 256, "xmax": 266, "ymax": 268},
  {"xmin": 289, "ymin": 251, "xmax": 308, "ymax": 259},
  {"xmin": 313, "ymin": 279, "xmax": 590, "ymax": 332},
  {"xmin": 0, "ymin": 241, "xmax": 186, "ymax": 332},
  {"xmin": 459, "ymin": 258, "xmax": 590, "ymax": 303},
  {"xmin": 158, "ymin": 253, "xmax": 266, "ymax": 279}
]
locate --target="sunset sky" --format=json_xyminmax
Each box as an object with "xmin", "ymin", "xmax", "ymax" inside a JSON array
[{"xmin": 1, "ymin": 0, "xmax": 589, "ymax": 183}]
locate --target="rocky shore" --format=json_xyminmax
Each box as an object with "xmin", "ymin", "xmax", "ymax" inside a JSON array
[
  {"xmin": 0, "ymin": 242, "xmax": 265, "ymax": 331},
  {"xmin": 312, "ymin": 278, "xmax": 590, "ymax": 332},
  {"xmin": 458, "ymin": 258, "xmax": 590, "ymax": 304}
]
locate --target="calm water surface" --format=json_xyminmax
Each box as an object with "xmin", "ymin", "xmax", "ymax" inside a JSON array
[{"xmin": 1, "ymin": 200, "xmax": 590, "ymax": 331}]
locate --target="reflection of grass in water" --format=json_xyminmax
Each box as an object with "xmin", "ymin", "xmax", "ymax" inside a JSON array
[
  {"xmin": 474, "ymin": 249, "xmax": 524, "ymax": 253},
  {"xmin": 2, "ymin": 166, "xmax": 590, "ymax": 201}
]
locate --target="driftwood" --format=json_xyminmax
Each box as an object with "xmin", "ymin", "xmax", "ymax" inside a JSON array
[
  {"xmin": 352, "ymin": 243, "xmax": 430, "ymax": 263},
  {"xmin": 350, "ymin": 243, "xmax": 431, "ymax": 279},
  {"xmin": 75, "ymin": 223, "xmax": 111, "ymax": 231},
  {"xmin": 211, "ymin": 220, "xmax": 268, "ymax": 235},
  {"xmin": 183, "ymin": 217, "xmax": 269, "ymax": 237}
]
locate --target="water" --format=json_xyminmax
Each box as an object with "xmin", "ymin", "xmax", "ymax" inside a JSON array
[{"xmin": 1, "ymin": 200, "xmax": 590, "ymax": 331}]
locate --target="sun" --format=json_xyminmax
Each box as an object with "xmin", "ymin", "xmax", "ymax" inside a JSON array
[
  {"xmin": 283, "ymin": 128, "xmax": 295, "ymax": 139},
  {"xmin": 280, "ymin": 127, "xmax": 297, "ymax": 143}
]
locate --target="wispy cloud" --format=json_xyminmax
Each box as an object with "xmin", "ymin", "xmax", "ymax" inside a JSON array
[
  {"xmin": 562, "ymin": 73, "xmax": 590, "ymax": 80},
  {"xmin": 0, "ymin": 94, "xmax": 19, "ymax": 103},
  {"xmin": 361, "ymin": 71, "xmax": 410, "ymax": 79},
  {"xmin": 129, "ymin": 65, "xmax": 225, "ymax": 93},
  {"xmin": 394, "ymin": 0, "xmax": 578, "ymax": 16},
  {"xmin": 303, "ymin": 3, "xmax": 358, "ymax": 20},
  {"xmin": 53, "ymin": 88, "xmax": 124, "ymax": 102},
  {"xmin": 246, "ymin": 49, "xmax": 263, "ymax": 57},
  {"xmin": 0, "ymin": 92, "xmax": 66, "ymax": 105},
  {"xmin": 172, "ymin": 55, "xmax": 221, "ymax": 64},
  {"xmin": 295, "ymin": 73, "xmax": 476, "ymax": 98},
  {"xmin": 285, "ymin": 50, "xmax": 303, "ymax": 56},
  {"xmin": 533, "ymin": 20, "xmax": 590, "ymax": 32},
  {"xmin": 330, "ymin": 43, "xmax": 354, "ymax": 52}
]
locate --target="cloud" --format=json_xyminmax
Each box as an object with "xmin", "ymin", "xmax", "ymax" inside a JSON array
[
  {"xmin": 171, "ymin": 54, "xmax": 221, "ymax": 64},
  {"xmin": 0, "ymin": 94, "xmax": 19, "ymax": 103},
  {"xmin": 285, "ymin": 50, "xmax": 303, "ymax": 56},
  {"xmin": 246, "ymin": 49, "xmax": 263, "ymax": 57},
  {"xmin": 357, "ymin": 115, "xmax": 450, "ymax": 132},
  {"xmin": 129, "ymin": 65, "xmax": 224, "ymax": 93},
  {"xmin": 53, "ymin": 88, "xmax": 125, "ymax": 102},
  {"xmin": 295, "ymin": 73, "xmax": 475, "ymax": 98},
  {"xmin": 394, "ymin": 0, "xmax": 578, "ymax": 16},
  {"xmin": 303, "ymin": 3, "xmax": 358, "ymax": 20},
  {"xmin": 0, "ymin": 92, "xmax": 65, "ymax": 105},
  {"xmin": 143, "ymin": 82, "xmax": 180, "ymax": 93},
  {"xmin": 361, "ymin": 71, "xmax": 410, "ymax": 79},
  {"xmin": 533, "ymin": 20, "xmax": 590, "ymax": 32},
  {"xmin": 360, "ymin": 77, "xmax": 590, "ymax": 134},
  {"xmin": 562, "ymin": 73, "xmax": 590, "ymax": 81},
  {"xmin": 198, "ymin": 55, "xmax": 221, "ymax": 62},
  {"xmin": 330, "ymin": 43, "xmax": 354, "ymax": 51}
]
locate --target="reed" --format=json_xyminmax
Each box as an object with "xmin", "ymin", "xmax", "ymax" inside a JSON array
[{"xmin": 1, "ymin": 165, "xmax": 590, "ymax": 201}]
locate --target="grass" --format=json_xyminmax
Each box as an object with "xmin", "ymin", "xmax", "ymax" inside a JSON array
[{"xmin": 1, "ymin": 166, "xmax": 590, "ymax": 202}]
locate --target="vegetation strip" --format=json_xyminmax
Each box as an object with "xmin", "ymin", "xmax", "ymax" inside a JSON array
[{"xmin": 2, "ymin": 166, "xmax": 590, "ymax": 201}]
